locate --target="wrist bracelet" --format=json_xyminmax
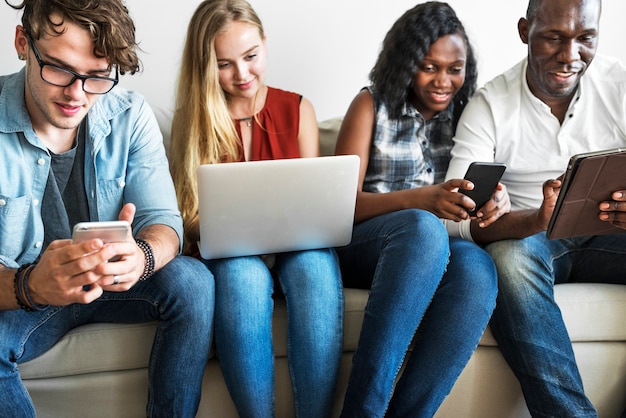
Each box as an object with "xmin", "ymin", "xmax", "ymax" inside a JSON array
[
  {"xmin": 135, "ymin": 238, "xmax": 155, "ymax": 281},
  {"xmin": 14, "ymin": 263, "xmax": 49, "ymax": 312}
]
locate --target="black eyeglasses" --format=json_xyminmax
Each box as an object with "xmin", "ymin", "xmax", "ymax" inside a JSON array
[{"xmin": 27, "ymin": 35, "xmax": 119, "ymax": 95}]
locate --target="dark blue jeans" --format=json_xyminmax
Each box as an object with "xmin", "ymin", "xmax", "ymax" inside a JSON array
[
  {"xmin": 337, "ymin": 209, "xmax": 498, "ymax": 417},
  {"xmin": 486, "ymin": 232, "xmax": 626, "ymax": 418},
  {"xmin": 0, "ymin": 256, "xmax": 214, "ymax": 418}
]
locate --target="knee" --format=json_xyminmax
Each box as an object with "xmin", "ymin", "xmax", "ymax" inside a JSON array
[
  {"xmin": 485, "ymin": 238, "xmax": 553, "ymax": 301},
  {"xmin": 450, "ymin": 242, "xmax": 498, "ymax": 294},
  {"xmin": 159, "ymin": 256, "xmax": 215, "ymax": 305},
  {"xmin": 208, "ymin": 257, "xmax": 274, "ymax": 314},
  {"xmin": 279, "ymin": 249, "xmax": 342, "ymax": 299},
  {"xmin": 486, "ymin": 238, "xmax": 547, "ymax": 278},
  {"xmin": 402, "ymin": 209, "xmax": 446, "ymax": 237},
  {"xmin": 386, "ymin": 209, "xmax": 449, "ymax": 258},
  {"xmin": 149, "ymin": 257, "xmax": 215, "ymax": 328},
  {"xmin": 282, "ymin": 248, "xmax": 339, "ymax": 277},
  {"xmin": 207, "ymin": 255, "xmax": 267, "ymax": 276},
  {"xmin": 159, "ymin": 256, "xmax": 213, "ymax": 290}
]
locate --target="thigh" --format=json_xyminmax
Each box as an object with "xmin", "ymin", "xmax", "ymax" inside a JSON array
[
  {"xmin": 335, "ymin": 216, "xmax": 389, "ymax": 288},
  {"xmin": 336, "ymin": 209, "xmax": 446, "ymax": 288},
  {"xmin": 448, "ymin": 237, "xmax": 496, "ymax": 277},
  {"xmin": 570, "ymin": 233, "xmax": 626, "ymax": 284},
  {"xmin": 87, "ymin": 255, "xmax": 214, "ymax": 324},
  {"xmin": 0, "ymin": 306, "xmax": 73, "ymax": 364},
  {"xmin": 446, "ymin": 237, "xmax": 497, "ymax": 293},
  {"xmin": 485, "ymin": 232, "xmax": 573, "ymax": 303}
]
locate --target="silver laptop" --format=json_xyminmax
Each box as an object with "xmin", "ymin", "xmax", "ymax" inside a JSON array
[{"xmin": 197, "ymin": 155, "xmax": 360, "ymax": 260}]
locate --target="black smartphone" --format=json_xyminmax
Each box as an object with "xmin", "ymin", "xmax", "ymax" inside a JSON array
[{"xmin": 459, "ymin": 162, "xmax": 506, "ymax": 216}]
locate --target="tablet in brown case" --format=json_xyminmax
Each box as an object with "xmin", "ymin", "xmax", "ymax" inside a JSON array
[{"xmin": 547, "ymin": 148, "xmax": 626, "ymax": 240}]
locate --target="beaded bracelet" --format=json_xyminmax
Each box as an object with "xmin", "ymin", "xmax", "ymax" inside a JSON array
[
  {"xmin": 14, "ymin": 263, "xmax": 49, "ymax": 312},
  {"xmin": 135, "ymin": 238, "xmax": 155, "ymax": 281}
]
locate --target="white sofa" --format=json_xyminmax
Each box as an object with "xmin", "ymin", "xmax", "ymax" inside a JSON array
[{"xmin": 19, "ymin": 113, "xmax": 626, "ymax": 418}]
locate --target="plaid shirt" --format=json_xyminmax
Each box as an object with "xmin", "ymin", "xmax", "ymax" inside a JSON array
[{"xmin": 363, "ymin": 87, "xmax": 454, "ymax": 193}]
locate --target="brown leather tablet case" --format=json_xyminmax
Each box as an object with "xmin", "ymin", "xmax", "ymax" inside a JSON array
[{"xmin": 547, "ymin": 148, "xmax": 626, "ymax": 240}]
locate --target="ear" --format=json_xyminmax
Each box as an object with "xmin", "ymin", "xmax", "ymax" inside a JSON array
[
  {"xmin": 518, "ymin": 18, "xmax": 529, "ymax": 44},
  {"xmin": 14, "ymin": 25, "xmax": 28, "ymax": 59}
]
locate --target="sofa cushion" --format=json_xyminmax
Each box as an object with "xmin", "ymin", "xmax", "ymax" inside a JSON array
[
  {"xmin": 475, "ymin": 282, "xmax": 626, "ymax": 346},
  {"xmin": 152, "ymin": 105, "xmax": 174, "ymax": 156},
  {"xmin": 554, "ymin": 282, "xmax": 626, "ymax": 341},
  {"xmin": 319, "ymin": 117, "xmax": 343, "ymax": 156},
  {"xmin": 19, "ymin": 288, "xmax": 368, "ymax": 380},
  {"xmin": 19, "ymin": 284, "xmax": 626, "ymax": 380},
  {"xmin": 20, "ymin": 322, "xmax": 157, "ymax": 379}
]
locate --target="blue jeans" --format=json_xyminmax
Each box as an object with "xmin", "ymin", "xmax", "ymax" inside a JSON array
[
  {"xmin": 205, "ymin": 248, "xmax": 344, "ymax": 418},
  {"xmin": 0, "ymin": 256, "xmax": 214, "ymax": 418},
  {"xmin": 486, "ymin": 232, "xmax": 626, "ymax": 418},
  {"xmin": 336, "ymin": 209, "xmax": 498, "ymax": 417}
]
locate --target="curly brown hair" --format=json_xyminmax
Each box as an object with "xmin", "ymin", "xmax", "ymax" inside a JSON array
[{"xmin": 5, "ymin": 0, "xmax": 140, "ymax": 74}]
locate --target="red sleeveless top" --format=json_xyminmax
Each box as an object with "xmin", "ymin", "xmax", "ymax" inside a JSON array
[{"xmin": 236, "ymin": 87, "xmax": 302, "ymax": 161}]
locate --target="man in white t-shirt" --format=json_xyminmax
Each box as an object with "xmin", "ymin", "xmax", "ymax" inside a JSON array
[{"xmin": 445, "ymin": 0, "xmax": 626, "ymax": 416}]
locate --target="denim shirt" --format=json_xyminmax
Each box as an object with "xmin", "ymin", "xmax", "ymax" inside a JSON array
[{"xmin": 0, "ymin": 69, "xmax": 183, "ymax": 268}]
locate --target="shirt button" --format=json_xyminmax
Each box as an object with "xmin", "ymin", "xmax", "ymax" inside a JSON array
[
  {"xmin": 33, "ymin": 199, "xmax": 39, "ymax": 206},
  {"xmin": 37, "ymin": 158, "xmax": 46, "ymax": 165},
  {"xmin": 427, "ymin": 168, "xmax": 432, "ymax": 173},
  {"xmin": 118, "ymin": 180, "xmax": 126, "ymax": 188},
  {"xmin": 0, "ymin": 199, "xmax": 6, "ymax": 206},
  {"xmin": 35, "ymin": 241, "xmax": 42, "ymax": 248}
]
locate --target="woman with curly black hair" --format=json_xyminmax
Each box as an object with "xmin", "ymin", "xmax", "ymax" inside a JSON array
[{"xmin": 335, "ymin": 2, "xmax": 508, "ymax": 416}]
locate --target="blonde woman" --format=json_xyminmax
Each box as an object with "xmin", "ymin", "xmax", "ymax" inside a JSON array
[{"xmin": 169, "ymin": 1, "xmax": 343, "ymax": 416}]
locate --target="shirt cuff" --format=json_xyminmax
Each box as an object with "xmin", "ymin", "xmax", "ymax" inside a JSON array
[{"xmin": 443, "ymin": 218, "xmax": 474, "ymax": 242}]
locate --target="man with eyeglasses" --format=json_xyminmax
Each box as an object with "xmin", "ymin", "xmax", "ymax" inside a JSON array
[{"xmin": 0, "ymin": 1, "xmax": 215, "ymax": 417}]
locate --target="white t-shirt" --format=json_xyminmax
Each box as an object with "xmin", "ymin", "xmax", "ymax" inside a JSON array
[{"xmin": 445, "ymin": 55, "xmax": 626, "ymax": 240}]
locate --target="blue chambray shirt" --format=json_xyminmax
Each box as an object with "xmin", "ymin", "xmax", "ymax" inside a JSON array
[{"xmin": 0, "ymin": 69, "xmax": 183, "ymax": 268}]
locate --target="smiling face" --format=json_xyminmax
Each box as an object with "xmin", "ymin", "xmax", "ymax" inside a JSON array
[
  {"xmin": 410, "ymin": 33, "xmax": 467, "ymax": 121},
  {"xmin": 520, "ymin": 0, "xmax": 600, "ymax": 106},
  {"xmin": 214, "ymin": 20, "xmax": 267, "ymax": 102},
  {"xmin": 16, "ymin": 18, "xmax": 111, "ymax": 146}
]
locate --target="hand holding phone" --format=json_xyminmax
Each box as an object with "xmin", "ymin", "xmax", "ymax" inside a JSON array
[
  {"xmin": 72, "ymin": 221, "xmax": 131, "ymax": 263},
  {"xmin": 459, "ymin": 162, "xmax": 506, "ymax": 217}
]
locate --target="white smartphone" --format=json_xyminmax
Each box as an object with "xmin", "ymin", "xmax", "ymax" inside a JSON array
[{"xmin": 72, "ymin": 221, "xmax": 131, "ymax": 244}]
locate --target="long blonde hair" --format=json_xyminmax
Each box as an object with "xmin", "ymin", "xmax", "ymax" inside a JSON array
[{"xmin": 169, "ymin": 0, "xmax": 265, "ymax": 248}]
